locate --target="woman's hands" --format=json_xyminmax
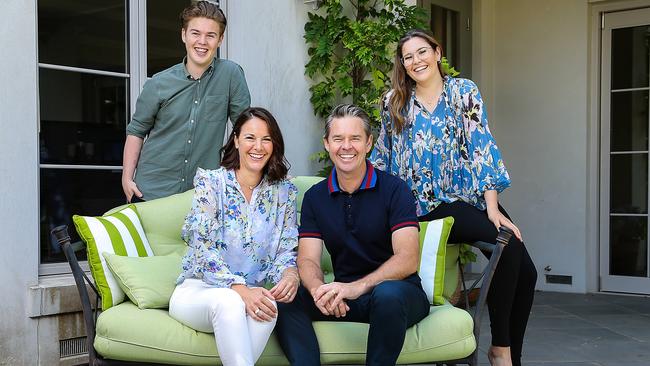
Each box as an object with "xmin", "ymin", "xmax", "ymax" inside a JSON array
[
  {"xmin": 230, "ymin": 268, "xmax": 299, "ymax": 322},
  {"xmin": 270, "ymin": 268, "xmax": 300, "ymax": 303},
  {"xmin": 484, "ymin": 190, "xmax": 522, "ymax": 241},
  {"xmin": 231, "ymin": 285, "xmax": 277, "ymax": 322},
  {"xmin": 487, "ymin": 208, "xmax": 522, "ymax": 241}
]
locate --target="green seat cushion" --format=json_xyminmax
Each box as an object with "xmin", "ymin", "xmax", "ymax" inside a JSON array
[
  {"xmin": 95, "ymin": 302, "xmax": 286, "ymax": 366},
  {"xmin": 102, "ymin": 253, "xmax": 183, "ymax": 309},
  {"xmin": 95, "ymin": 301, "xmax": 475, "ymax": 365}
]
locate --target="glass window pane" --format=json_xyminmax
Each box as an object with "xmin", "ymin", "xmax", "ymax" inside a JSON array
[
  {"xmin": 39, "ymin": 68, "xmax": 127, "ymax": 166},
  {"xmin": 610, "ymin": 216, "xmax": 648, "ymax": 277},
  {"xmin": 40, "ymin": 169, "xmax": 125, "ymax": 264},
  {"xmin": 610, "ymin": 90, "xmax": 649, "ymax": 152},
  {"xmin": 148, "ymin": 1, "xmax": 192, "ymax": 77},
  {"xmin": 38, "ymin": 0, "xmax": 127, "ymax": 73},
  {"xmin": 610, "ymin": 154, "xmax": 648, "ymax": 214},
  {"xmin": 611, "ymin": 26, "xmax": 650, "ymax": 90}
]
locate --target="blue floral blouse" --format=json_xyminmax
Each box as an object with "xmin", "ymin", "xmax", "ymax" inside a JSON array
[
  {"xmin": 370, "ymin": 76, "xmax": 510, "ymax": 215},
  {"xmin": 177, "ymin": 167, "xmax": 298, "ymax": 288}
]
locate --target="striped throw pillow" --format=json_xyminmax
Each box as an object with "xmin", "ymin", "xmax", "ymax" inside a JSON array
[
  {"xmin": 73, "ymin": 205, "xmax": 153, "ymax": 310},
  {"xmin": 418, "ymin": 216, "xmax": 454, "ymax": 305}
]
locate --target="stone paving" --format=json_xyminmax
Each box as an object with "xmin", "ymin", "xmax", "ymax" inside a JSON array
[{"xmin": 475, "ymin": 291, "xmax": 650, "ymax": 366}]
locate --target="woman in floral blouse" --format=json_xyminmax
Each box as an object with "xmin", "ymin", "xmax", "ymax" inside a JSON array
[
  {"xmin": 169, "ymin": 107, "xmax": 299, "ymax": 366},
  {"xmin": 370, "ymin": 29, "xmax": 537, "ymax": 366}
]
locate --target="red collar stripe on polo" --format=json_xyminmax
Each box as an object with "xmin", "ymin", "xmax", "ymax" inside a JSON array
[{"xmin": 327, "ymin": 160, "xmax": 377, "ymax": 194}]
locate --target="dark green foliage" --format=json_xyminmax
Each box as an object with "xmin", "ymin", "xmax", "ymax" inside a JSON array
[{"xmin": 304, "ymin": 0, "xmax": 426, "ymax": 175}]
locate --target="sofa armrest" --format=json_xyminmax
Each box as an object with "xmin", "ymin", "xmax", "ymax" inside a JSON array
[{"xmin": 51, "ymin": 225, "xmax": 100, "ymax": 364}]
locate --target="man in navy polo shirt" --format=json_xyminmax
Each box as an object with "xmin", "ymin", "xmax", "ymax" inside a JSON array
[{"xmin": 275, "ymin": 104, "xmax": 430, "ymax": 366}]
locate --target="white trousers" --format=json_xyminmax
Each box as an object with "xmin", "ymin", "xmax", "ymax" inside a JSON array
[{"xmin": 169, "ymin": 279, "xmax": 277, "ymax": 366}]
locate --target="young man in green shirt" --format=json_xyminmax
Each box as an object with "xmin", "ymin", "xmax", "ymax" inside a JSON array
[{"xmin": 122, "ymin": 1, "xmax": 250, "ymax": 202}]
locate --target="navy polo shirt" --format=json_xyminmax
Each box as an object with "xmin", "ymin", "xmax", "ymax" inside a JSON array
[{"xmin": 299, "ymin": 160, "xmax": 420, "ymax": 283}]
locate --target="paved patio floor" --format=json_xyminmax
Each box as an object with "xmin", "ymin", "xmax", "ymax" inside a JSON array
[{"xmin": 475, "ymin": 291, "xmax": 650, "ymax": 366}]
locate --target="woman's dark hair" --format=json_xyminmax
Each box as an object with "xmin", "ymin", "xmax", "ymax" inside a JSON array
[
  {"xmin": 389, "ymin": 29, "xmax": 446, "ymax": 133},
  {"xmin": 179, "ymin": 1, "xmax": 227, "ymax": 35},
  {"xmin": 220, "ymin": 107, "xmax": 290, "ymax": 183}
]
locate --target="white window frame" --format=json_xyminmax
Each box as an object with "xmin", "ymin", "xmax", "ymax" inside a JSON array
[
  {"xmin": 38, "ymin": 0, "xmax": 225, "ymax": 275},
  {"xmin": 38, "ymin": 0, "xmax": 143, "ymax": 275}
]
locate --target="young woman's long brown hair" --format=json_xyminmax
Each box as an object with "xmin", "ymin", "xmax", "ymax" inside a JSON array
[{"xmin": 388, "ymin": 29, "xmax": 446, "ymax": 133}]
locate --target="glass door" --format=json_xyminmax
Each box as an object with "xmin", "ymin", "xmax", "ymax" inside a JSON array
[{"xmin": 600, "ymin": 8, "xmax": 650, "ymax": 294}]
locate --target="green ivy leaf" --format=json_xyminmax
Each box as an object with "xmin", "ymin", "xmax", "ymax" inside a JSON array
[
  {"xmin": 441, "ymin": 57, "xmax": 460, "ymax": 77},
  {"xmin": 335, "ymin": 76, "xmax": 354, "ymax": 96},
  {"xmin": 459, "ymin": 244, "xmax": 478, "ymax": 265},
  {"xmin": 371, "ymin": 69, "xmax": 385, "ymax": 89},
  {"xmin": 304, "ymin": 0, "xmax": 434, "ymax": 176}
]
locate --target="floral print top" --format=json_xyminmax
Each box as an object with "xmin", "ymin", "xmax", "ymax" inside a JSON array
[
  {"xmin": 370, "ymin": 76, "xmax": 510, "ymax": 215},
  {"xmin": 177, "ymin": 167, "xmax": 298, "ymax": 288}
]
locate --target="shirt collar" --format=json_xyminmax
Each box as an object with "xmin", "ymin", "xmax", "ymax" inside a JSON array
[
  {"xmin": 182, "ymin": 57, "xmax": 216, "ymax": 80},
  {"xmin": 327, "ymin": 160, "xmax": 377, "ymax": 194}
]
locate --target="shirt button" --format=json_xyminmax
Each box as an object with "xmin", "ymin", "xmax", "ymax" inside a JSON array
[
  {"xmin": 194, "ymin": 100, "xmax": 198, "ymax": 104},
  {"xmin": 181, "ymin": 178, "xmax": 185, "ymax": 182},
  {"xmin": 190, "ymin": 119, "xmax": 194, "ymax": 123},
  {"xmin": 184, "ymin": 160, "xmax": 188, "ymax": 163},
  {"xmin": 188, "ymin": 140, "xmax": 192, "ymax": 144}
]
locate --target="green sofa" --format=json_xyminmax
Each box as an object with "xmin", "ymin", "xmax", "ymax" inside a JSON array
[{"xmin": 57, "ymin": 176, "xmax": 504, "ymax": 366}]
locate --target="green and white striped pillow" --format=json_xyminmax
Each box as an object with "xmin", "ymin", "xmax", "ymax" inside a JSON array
[
  {"xmin": 73, "ymin": 205, "xmax": 153, "ymax": 310},
  {"xmin": 418, "ymin": 216, "xmax": 454, "ymax": 305}
]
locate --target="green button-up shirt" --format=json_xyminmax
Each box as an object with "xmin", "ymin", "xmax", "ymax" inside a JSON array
[{"xmin": 127, "ymin": 58, "xmax": 250, "ymax": 200}]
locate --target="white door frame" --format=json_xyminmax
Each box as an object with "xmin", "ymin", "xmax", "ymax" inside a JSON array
[
  {"xmin": 599, "ymin": 6, "xmax": 650, "ymax": 294},
  {"xmin": 589, "ymin": 0, "xmax": 650, "ymax": 294}
]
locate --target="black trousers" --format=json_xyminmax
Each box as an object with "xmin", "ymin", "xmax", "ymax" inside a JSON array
[{"xmin": 420, "ymin": 201, "xmax": 537, "ymax": 366}]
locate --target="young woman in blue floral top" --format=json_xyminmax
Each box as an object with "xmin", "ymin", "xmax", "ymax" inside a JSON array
[
  {"xmin": 370, "ymin": 29, "xmax": 537, "ymax": 366},
  {"xmin": 169, "ymin": 107, "xmax": 299, "ymax": 366}
]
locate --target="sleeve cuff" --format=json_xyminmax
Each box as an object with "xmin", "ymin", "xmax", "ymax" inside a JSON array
[
  {"xmin": 201, "ymin": 271, "xmax": 246, "ymax": 288},
  {"xmin": 126, "ymin": 128, "xmax": 147, "ymax": 139},
  {"xmin": 390, "ymin": 221, "xmax": 420, "ymax": 232},
  {"xmin": 299, "ymin": 231, "xmax": 322, "ymax": 239}
]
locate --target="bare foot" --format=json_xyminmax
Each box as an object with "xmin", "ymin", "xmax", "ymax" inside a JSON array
[{"xmin": 488, "ymin": 346, "xmax": 512, "ymax": 366}]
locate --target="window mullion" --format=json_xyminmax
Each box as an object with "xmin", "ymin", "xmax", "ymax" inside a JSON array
[{"xmin": 129, "ymin": 0, "xmax": 147, "ymax": 119}]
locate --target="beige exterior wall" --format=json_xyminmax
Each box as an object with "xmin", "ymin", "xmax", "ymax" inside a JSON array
[
  {"xmin": 473, "ymin": 0, "xmax": 591, "ymax": 292},
  {"xmin": 225, "ymin": 1, "xmax": 324, "ymax": 176},
  {"xmin": 0, "ymin": 1, "xmax": 40, "ymax": 364}
]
